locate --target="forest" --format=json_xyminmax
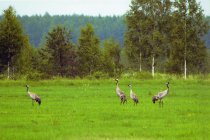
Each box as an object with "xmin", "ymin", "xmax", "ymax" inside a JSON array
[
  {"xmin": 17, "ymin": 14, "xmax": 210, "ymax": 49},
  {"xmin": 17, "ymin": 13, "xmax": 126, "ymax": 48},
  {"xmin": 0, "ymin": 0, "xmax": 210, "ymax": 80},
  {"xmin": 1, "ymin": 14, "xmax": 209, "ymax": 49}
]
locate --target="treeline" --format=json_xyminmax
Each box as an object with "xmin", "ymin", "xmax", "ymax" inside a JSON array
[
  {"xmin": 0, "ymin": 1, "xmax": 209, "ymax": 80},
  {"xmin": 0, "ymin": 7, "xmax": 209, "ymax": 49},
  {"xmin": 2, "ymin": 11, "xmax": 209, "ymax": 49},
  {"xmin": 1, "ymin": 10, "xmax": 210, "ymax": 49},
  {"xmin": 18, "ymin": 13, "xmax": 126, "ymax": 47},
  {"xmin": 0, "ymin": 6, "xmax": 123, "ymax": 79}
]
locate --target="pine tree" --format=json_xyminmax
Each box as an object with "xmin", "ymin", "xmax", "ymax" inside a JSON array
[
  {"xmin": 78, "ymin": 23, "xmax": 102, "ymax": 76},
  {"xmin": 102, "ymin": 38, "xmax": 122, "ymax": 77},
  {"xmin": 0, "ymin": 6, "xmax": 32, "ymax": 78},
  {"xmin": 35, "ymin": 47, "xmax": 53, "ymax": 77},
  {"xmin": 45, "ymin": 26, "xmax": 77, "ymax": 77}
]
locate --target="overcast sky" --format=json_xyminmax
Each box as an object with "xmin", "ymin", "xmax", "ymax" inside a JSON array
[{"xmin": 0, "ymin": 0, "xmax": 210, "ymax": 16}]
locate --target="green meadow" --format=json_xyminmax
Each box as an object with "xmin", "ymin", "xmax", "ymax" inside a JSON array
[{"xmin": 0, "ymin": 78, "xmax": 210, "ymax": 140}]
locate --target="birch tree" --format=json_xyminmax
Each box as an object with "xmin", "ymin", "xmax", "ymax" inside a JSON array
[{"xmin": 168, "ymin": 0, "xmax": 208, "ymax": 76}]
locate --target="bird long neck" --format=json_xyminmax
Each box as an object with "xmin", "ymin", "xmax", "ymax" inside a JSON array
[
  {"xmin": 166, "ymin": 85, "xmax": 169, "ymax": 94},
  {"xmin": 26, "ymin": 87, "xmax": 29, "ymax": 93},
  {"xmin": 129, "ymin": 86, "xmax": 133, "ymax": 94},
  {"xmin": 116, "ymin": 81, "xmax": 121, "ymax": 96},
  {"xmin": 116, "ymin": 81, "xmax": 120, "ymax": 90},
  {"xmin": 116, "ymin": 80, "xmax": 118, "ymax": 86},
  {"xmin": 116, "ymin": 84, "xmax": 120, "ymax": 91}
]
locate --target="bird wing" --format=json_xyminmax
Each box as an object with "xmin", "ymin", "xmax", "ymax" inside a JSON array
[
  {"xmin": 130, "ymin": 90, "xmax": 138, "ymax": 99},
  {"xmin": 119, "ymin": 90, "xmax": 125, "ymax": 95},
  {"xmin": 119, "ymin": 91, "xmax": 126, "ymax": 99},
  {"xmin": 29, "ymin": 92, "xmax": 40, "ymax": 100},
  {"xmin": 131, "ymin": 92, "xmax": 139, "ymax": 103},
  {"xmin": 157, "ymin": 89, "xmax": 167, "ymax": 98},
  {"xmin": 34, "ymin": 94, "xmax": 40, "ymax": 99},
  {"xmin": 116, "ymin": 87, "xmax": 125, "ymax": 96},
  {"xmin": 132, "ymin": 92, "xmax": 138, "ymax": 99},
  {"xmin": 133, "ymin": 93, "xmax": 138, "ymax": 99}
]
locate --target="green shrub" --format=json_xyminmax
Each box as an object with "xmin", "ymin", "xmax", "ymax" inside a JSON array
[
  {"xmin": 26, "ymin": 71, "xmax": 51, "ymax": 81},
  {"xmin": 0, "ymin": 74, "xmax": 6, "ymax": 79}
]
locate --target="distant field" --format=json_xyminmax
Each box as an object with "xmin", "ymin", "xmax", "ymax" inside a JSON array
[{"xmin": 0, "ymin": 78, "xmax": 209, "ymax": 140}]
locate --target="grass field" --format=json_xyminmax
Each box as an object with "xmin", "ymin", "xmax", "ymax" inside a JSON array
[{"xmin": 0, "ymin": 78, "xmax": 210, "ymax": 140}]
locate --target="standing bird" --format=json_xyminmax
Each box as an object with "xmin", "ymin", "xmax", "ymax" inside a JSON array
[
  {"xmin": 128, "ymin": 84, "xmax": 139, "ymax": 105},
  {"xmin": 115, "ymin": 79, "xmax": 127, "ymax": 104},
  {"xmin": 26, "ymin": 85, "xmax": 41, "ymax": 105},
  {"xmin": 152, "ymin": 82, "xmax": 169, "ymax": 107}
]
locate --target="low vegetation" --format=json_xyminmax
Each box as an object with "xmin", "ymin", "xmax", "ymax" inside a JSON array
[{"xmin": 0, "ymin": 77, "xmax": 209, "ymax": 140}]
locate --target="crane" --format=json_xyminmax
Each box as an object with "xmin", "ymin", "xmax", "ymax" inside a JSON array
[
  {"xmin": 128, "ymin": 84, "xmax": 139, "ymax": 105},
  {"xmin": 115, "ymin": 79, "xmax": 127, "ymax": 104},
  {"xmin": 26, "ymin": 85, "xmax": 41, "ymax": 106},
  {"xmin": 152, "ymin": 82, "xmax": 169, "ymax": 107}
]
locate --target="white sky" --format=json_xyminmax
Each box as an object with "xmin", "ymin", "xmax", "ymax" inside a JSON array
[{"xmin": 0, "ymin": 0, "xmax": 209, "ymax": 16}]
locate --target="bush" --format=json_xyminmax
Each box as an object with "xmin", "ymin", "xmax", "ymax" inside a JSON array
[
  {"xmin": 0, "ymin": 74, "xmax": 6, "ymax": 79},
  {"xmin": 26, "ymin": 71, "xmax": 51, "ymax": 81}
]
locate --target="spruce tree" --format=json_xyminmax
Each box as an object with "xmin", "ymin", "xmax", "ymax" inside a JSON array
[
  {"xmin": 102, "ymin": 38, "xmax": 121, "ymax": 77},
  {"xmin": 0, "ymin": 6, "xmax": 32, "ymax": 77},
  {"xmin": 45, "ymin": 26, "xmax": 77, "ymax": 77},
  {"xmin": 78, "ymin": 23, "xmax": 102, "ymax": 76}
]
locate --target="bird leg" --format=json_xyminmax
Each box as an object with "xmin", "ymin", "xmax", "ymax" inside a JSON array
[
  {"xmin": 120, "ymin": 97, "xmax": 126, "ymax": 104},
  {"xmin": 32, "ymin": 99, "xmax": 34, "ymax": 106},
  {"xmin": 159, "ymin": 100, "xmax": 163, "ymax": 108},
  {"xmin": 159, "ymin": 99, "xmax": 162, "ymax": 107},
  {"xmin": 123, "ymin": 99, "xmax": 126, "ymax": 104},
  {"xmin": 124, "ymin": 99, "xmax": 127, "ymax": 104}
]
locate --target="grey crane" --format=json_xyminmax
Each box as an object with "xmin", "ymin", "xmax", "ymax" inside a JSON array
[
  {"xmin": 115, "ymin": 79, "xmax": 127, "ymax": 104},
  {"xmin": 128, "ymin": 84, "xmax": 139, "ymax": 105},
  {"xmin": 152, "ymin": 82, "xmax": 169, "ymax": 107},
  {"xmin": 26, "ymin": 85, "xmax": 41, "ymax": 105}
]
